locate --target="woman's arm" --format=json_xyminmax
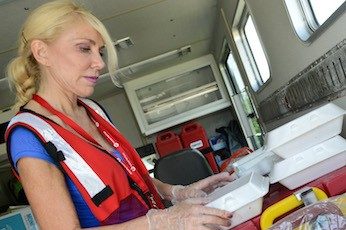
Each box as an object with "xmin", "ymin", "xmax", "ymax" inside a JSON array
[
  {"xmin": 151, "ymin": 178, "xmax": 174, "ymax": 200},
  {"xmin": 18, "ymin": 157, "xmax": 150, "ymax": 230},
  {"xmin": 19, "ymin": 158, "xmax": 232, "ymax": 230}
]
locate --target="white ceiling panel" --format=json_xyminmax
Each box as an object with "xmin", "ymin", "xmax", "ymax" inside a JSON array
[{"xmin": 0, "ymin": 0, "xmax": 220, "ymax": 109}]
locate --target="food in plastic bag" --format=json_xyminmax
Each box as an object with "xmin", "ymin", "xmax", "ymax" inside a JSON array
[{"xmin": 270, "ymin": 194, "xmax": 346, "ymax": 230}]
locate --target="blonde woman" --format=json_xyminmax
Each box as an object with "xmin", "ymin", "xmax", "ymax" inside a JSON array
[{"xmin": 6, "ymin": 1, "xmax": 233, "ymax": 229}]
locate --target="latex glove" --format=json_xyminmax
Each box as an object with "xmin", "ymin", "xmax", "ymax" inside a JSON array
[
  {"xmin": 171, "ymin": 172, "xmax": 235, "ymax": 203},
  {"xmin": 146, "ymin": 197, "xmax": 233, "ymax": 230}
]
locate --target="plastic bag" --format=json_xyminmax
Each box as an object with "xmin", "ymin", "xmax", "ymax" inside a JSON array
[{"xmin": 270, "ymin": 193, "xmax": 346, "ymax": 230}]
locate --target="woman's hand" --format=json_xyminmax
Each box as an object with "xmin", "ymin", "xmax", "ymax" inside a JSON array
[
  {"xmin": 171, "ymin": 172, "xmax": 236, "ymax": 203},
  {"xmin": 146, "ymin": 197, "xmax": 233, "ymax": 230}
]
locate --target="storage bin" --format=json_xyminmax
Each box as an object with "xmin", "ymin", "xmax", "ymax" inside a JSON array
[
  {"xmin": 181, "ymin": 122, "xmax": 209, "ymax": 149},
  {"xmin": 269, "ymin": 135, "xmax": 346, "ymax": 189},
  {"xmin": 155, "ymin": 131, "xmax": 183, "ymax": 157},
  {"xmin": 266, "ymin": 103, "xmax": 345, "ymax": 158},
  {"xmin": 206, "ymin": 172, "xmax": 269, "ymax": 228},
  {"xmin": 180, "ymin": 122, "xmax": 219, "ymax": 173}
]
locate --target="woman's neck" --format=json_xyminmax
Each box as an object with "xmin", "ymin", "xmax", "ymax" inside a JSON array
[{"xmin": 35, "ymin": 89, "xmax": 80, "ymax": 117}]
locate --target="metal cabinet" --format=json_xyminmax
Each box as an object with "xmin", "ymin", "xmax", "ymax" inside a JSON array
[{"xmin": 124, "ymin": 54, "xmax": 231, "ymax": 135}]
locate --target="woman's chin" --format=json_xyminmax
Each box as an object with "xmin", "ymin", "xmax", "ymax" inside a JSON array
[{"xmin": 78, "ymin": 88, "xmax": 95, "ymax": 98}]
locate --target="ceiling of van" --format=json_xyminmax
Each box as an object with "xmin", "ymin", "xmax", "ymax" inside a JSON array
[{"xmin": 0, "ymin": 0, "xmax": 219, "ymax": 110}]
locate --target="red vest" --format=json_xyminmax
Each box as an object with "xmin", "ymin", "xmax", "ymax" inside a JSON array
[{"xmin": 6, "ymin": 96, "xmax": 164, "ymax": 223}]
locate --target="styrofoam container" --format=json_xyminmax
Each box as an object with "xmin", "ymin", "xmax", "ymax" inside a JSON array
[
  {"xmin": 269, "ymin": 135, "xmax": 346, "ymax": 190},
  {"xmin": 232, "ymin": 148, "xmax": 278, "ymax": 177},
  {"xmin": 206, "ymin": 172, "xmax": 269, "ymax": 228},
  {"xmin": 266, "ymin": 103, "xmax": 345, "ymax": 158}
]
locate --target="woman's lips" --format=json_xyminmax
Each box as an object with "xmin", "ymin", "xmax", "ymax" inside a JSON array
[{"xmin": 85, "ymin": 76, "xmax": 98, "ymax": 84}]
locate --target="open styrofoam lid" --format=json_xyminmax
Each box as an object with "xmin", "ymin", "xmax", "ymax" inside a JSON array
[
  {"xmin": 206, "ymin": 172, "xmax": 269, "ymax": 211},
  {"xmin": 265, "ymin": 103, "xmax": 345, "ymax": 151},
  {"xmin": 269, "ymin": 135, "xmax": 346, "ymax": 183},
  {"xmin": 232, "ymin": 148, "xmax": 271, "ymax": 166},
  {"xmin": 232, "ymin": 148, "xmax": 277, "ymax": 177}
]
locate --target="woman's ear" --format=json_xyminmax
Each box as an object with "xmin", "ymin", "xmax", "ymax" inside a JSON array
[{"xmin": 30, "ymin": 39, "xmax": 50, "ymax": 66}]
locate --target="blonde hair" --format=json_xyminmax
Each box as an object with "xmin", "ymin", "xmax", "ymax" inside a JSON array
[{"xmin": 6, "ymin": 0, "xmax": 118, "ymax": 110}]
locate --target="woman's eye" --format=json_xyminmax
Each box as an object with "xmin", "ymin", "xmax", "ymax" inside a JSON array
[
  {"xmin": 80, "ymin": 46, "xmax": 91, "ymax": 53},
  {"xmin": 99, "ymin": 47, "xmax": 105, "ymax": 57}
]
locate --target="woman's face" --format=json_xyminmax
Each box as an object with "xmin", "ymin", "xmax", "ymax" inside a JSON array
[{"xmin": 43, "ymin": 19, "xmax": 106, "ymax": 97}]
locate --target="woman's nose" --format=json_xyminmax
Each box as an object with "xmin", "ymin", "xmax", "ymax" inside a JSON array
[{"xmin": 92, "ymin": 52, "xmax": 106, "ymax": 70}]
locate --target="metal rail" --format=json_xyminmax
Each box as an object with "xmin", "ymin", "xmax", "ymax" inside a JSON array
[{"xmin": 259, "ymin": 39, "xmax": 346, "ymax": 123}]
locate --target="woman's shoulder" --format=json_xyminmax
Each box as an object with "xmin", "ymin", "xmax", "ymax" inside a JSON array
[
  {"xmin": 9, "ymin": 126, "xmax": 46, "ymax": 152},
  {"xmin": 8, "ymin": 126, "xmax": 55, "ymax": 170},
  {"xmin": 10, "ymin": 100, "xmax": 65, "ymax": 130},
  {"xmin": 22, "ymin": 100, "xmax": 56, "ymax": 120}
]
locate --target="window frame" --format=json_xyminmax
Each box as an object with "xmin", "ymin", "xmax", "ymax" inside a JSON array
[
  {"xmin": 232, "ymin": 1, "xmax": 271, "ymax": 93},
  {"xmin": 219, "ymin": 45, "xmax": 238, "ymax": 95},
  {"xmin": 284, "ymin": 0, "xmax": 346, "ymax": 42},
  {"xmin": 218, "ymin": 39, "xmax": 265, "ymax": 149}
]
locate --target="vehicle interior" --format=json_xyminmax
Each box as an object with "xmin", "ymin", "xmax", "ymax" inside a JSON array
[{"xmin": 0, "ymin": 0, "xmax": 345, "ymax": 228}]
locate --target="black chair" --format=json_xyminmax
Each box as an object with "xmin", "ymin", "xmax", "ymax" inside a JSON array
[{"xmin": 154, "ymin": 148, "xmax": 213, "ymax": 186}]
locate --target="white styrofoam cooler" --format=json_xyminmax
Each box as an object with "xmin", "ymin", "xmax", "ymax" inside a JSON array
[
  {"xmin": 266, "ymin": 103, "xmax": 345, "ymax": 159},
  {"xmin": 206, "ymin": 172, "xmax": 269, "ymax": 228},
  {"xmin": 269, "ymin": 135, "xmax": 346, "ymax": 189}
]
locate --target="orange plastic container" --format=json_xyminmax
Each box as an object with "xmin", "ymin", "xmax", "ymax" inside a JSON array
[
  {"xmin": 180, "ymin": 122, "xmax": 219, "ymax": 173},
  {"xmin": 155, "ymin": 131, "xmax": 183, "ymax": 157}
]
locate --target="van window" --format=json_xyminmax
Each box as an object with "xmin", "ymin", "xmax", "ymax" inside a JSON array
[
  {"xmin": 221, "ymin": 46, "xmax": 244, "ymax": 94},
  {"xmin": 232, "ymin": 1, "xmax": 270, "ymax": 92},
  {"xmin": 284, "ymin": 0, "xmax": 345, "ymax": 41},
  {"xmin": 244, "ymin": 16, "xmax": 270, "ymax": 85},
  {"xmin": 219, "ymin": 42, "xmax": 264, "ymax": 149}
]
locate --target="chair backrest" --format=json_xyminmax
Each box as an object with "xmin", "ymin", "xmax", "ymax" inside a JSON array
[{"xmin": 154, "ymin": 148, "xmax": 213, "ymax": 185}]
